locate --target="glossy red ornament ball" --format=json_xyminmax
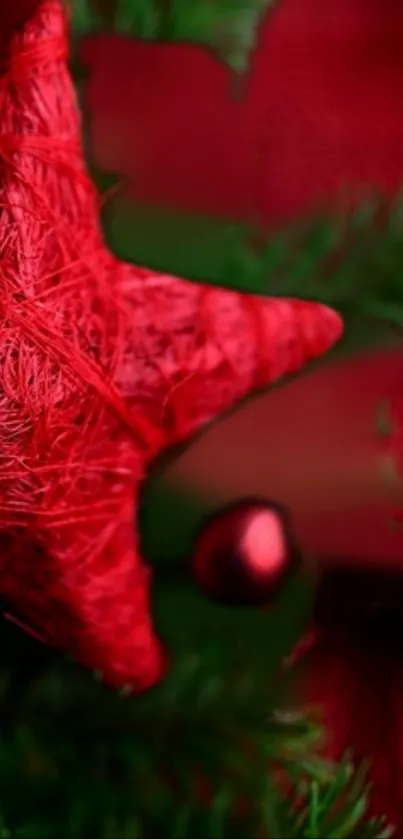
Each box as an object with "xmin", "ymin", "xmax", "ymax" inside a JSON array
[{"xmin": 192, "ymin": 499, "xmax": 299, "ymax": 607}]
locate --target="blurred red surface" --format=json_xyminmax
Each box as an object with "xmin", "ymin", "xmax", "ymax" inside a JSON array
[{"xmin": 81, "ymin": 0, "xmax": 403, "ymax": 227}]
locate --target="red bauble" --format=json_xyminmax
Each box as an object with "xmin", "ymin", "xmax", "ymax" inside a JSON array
[{"xmin": 192, "ymin": 499, "xmax": 299, "ymax": 606}]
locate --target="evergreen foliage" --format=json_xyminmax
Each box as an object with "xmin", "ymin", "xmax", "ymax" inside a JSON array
[{"xmin": 0, "ymin": 573, "xmax": 393, "ymax": 837}]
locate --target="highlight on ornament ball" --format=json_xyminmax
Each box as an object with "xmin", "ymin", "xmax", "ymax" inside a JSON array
[{"xmin": 191, "ymin": 498, "xmax": 300, "ymax": 607}]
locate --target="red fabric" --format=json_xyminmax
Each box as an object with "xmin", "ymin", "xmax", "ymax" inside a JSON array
[{"xmin": 81, "ymin": 0, "xmax": 403, "ymax": 227}]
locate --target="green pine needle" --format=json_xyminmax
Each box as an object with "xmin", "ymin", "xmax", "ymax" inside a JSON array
[
  {"xmin": 221, "ymin": 199, "xmax": 403, "ymax": 336},
  {"xmin": 0, "ymin": 631, "xmax": 394, "ymax": 838}
]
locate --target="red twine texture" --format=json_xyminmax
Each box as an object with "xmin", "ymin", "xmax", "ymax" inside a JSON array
[{"xmin": 0, "ymin": 0, "xmax": 342, "ymax": 692}]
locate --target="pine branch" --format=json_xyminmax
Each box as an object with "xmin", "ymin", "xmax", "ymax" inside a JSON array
[
  {"xmin": 0, "ymin": 602, "xmax": 394, "ymax": 838},
  {"xmin": 221, "ymin": 198, "xmax": 403, "ymax": 334},
  {"xmin": 0, "ymin": 705, "xmax": 393, "ymax": 837}
]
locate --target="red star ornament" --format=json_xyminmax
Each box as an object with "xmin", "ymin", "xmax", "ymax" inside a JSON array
[{"xmin": 0, "ymin": 0, "xmax": 342, "ymax": 693}]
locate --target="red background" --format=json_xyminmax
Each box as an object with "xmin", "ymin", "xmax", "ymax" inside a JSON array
[{"xmin": 81, "ymin": 0, "xmax": 403, "ymax": 228}]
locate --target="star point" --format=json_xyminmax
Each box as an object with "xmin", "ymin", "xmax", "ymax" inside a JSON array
[{"xmin": 0, "ymin": 0, "xmax": 343, "ymax": 692}]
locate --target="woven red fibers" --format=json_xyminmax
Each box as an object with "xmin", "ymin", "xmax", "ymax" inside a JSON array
[{"xmin": 0, "ymin": 0, "xmax": 342, "ymax": 692}]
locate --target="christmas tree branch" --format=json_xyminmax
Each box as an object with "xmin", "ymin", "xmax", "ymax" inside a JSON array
[{"xmin": 222, "ymin": 199, "xmax": 403, "ymax": 334}]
